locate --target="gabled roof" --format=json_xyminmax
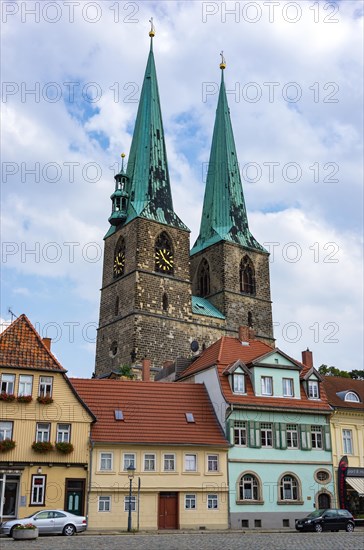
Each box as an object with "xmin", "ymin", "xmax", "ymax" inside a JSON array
[
  {"xmin": 0, "ymin": 314, "xmax": 65, "ymax": 372},
  {"xmin": 178, "ymin": 336, "xmax": 331, "ymax": 412},
  {"xmin": 322, "ymin": 376, "xmax": 364, "ymax": 411},
  {"xmin": 69, "ymin": 378, "xmax": 229, "ymax": 446}
]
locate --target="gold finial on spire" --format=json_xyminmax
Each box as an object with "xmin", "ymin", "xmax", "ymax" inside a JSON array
[
  {"xmin": 220, "ymin": 51, "xmax": 226, "ymax": 70},
  {"xmin": 121, "ymin": 152, "xmax": 126, "ymax": 171},
  {"xmin": 149, "ymin": 17, "xmax": 155, "ymax": 37}
]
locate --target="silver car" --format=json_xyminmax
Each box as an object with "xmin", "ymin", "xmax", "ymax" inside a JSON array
[{"xmin": 0, "ymin": 510, "xmax": 87, "ymax": 537}]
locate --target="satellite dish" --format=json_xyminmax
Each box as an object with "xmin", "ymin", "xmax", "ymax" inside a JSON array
[{"xmin": 190, "ymin": 340, "xmax": 199, "ymax": 353}]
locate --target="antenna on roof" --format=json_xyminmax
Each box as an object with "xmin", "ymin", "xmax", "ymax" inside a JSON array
[{"xmin": 8, "ymin": 308, "xmax": 17, "ymax": 322}]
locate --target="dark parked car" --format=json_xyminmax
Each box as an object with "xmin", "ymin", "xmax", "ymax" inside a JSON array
[{"xmin": 295, "ymin": 508, "xmax": 355, "ymax": 533}]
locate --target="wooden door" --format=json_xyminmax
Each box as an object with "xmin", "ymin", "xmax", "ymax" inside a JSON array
[
  {"xmin": 158, "ymin": 492, "xmax": 178, "ymax": 529},
  {"xmin": 64, "ymin": 479, "xmax": 85, "ymax": 516}
]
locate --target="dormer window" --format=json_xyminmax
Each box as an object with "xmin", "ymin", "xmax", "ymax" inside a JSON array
[
  {"xmin": 344, "ymin": 391, "xmax": 360, "ymax": 402},
  {"xmin": 308, "ymin": 380, "xmax": 319, "ymax": 399},
  {"xmin": 233, "ymin": 373, "xmax": 245, "ymax": 394}
]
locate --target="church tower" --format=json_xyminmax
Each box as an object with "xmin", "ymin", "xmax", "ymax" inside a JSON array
[
  {"xmin": 190, "ymin": 56, "xmax": 274, "ymax": 344},
  {"xmin": 95, "ymin": 26, "xmax": 193, "ymax": 375}
]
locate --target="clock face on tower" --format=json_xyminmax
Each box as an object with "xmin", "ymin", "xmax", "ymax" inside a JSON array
[
  {"xmin": 155, "ymin": 248, "xmax": 174, "ymax": 272},
  {"xmin": 113, "ymin": 249, "xmax": 125, "ymax": 277}
]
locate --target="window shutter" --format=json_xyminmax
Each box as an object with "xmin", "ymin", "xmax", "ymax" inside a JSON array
[
  {"xmin": 274, "ymin": 423, "xmax": 281, "ymax": 449},
  {"xmin": 280, "ymin": 423, "xmax": 287, "ymax": 449},
  {"xmin": 324, "ymin": 425, "xmax": 332, "ymax": 451},
  {"xmin": 255, "ymin": 421, "xmax": 261, "ymax": 448},
  {"xmin": 306, "ymin": 426, "xmax": 312, "ymax": 450},
  {"xmin": 227, "ymin": 419, "xmax": 234, "ymax": 444},
  {"xmin": 301, "ymin": 425, "xmax": 307, "ymax": 450},
  {"xmin": 249, "ymin": 421, "xmax": 256, "ymax": 447}
]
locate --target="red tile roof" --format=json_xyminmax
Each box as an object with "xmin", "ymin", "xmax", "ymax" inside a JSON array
[
  {"xmin": 0, "ymin": 314, "xmax": 65, "ymax": 372},
  {"xmin": 179, "ymin": 336, "xmax": 331, "ymax": 412},
  {"xmin": 70, "ymin": 378, "xmax": 229, "ymax": 446},
  {"xmin": 322, "ymin": 376, "xmax": 364, "ymax": 411}
]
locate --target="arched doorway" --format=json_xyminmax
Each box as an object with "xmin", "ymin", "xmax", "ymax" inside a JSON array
[{"xmin": 318, "ymin": 492, "xmax": 331, "ymax": 509}]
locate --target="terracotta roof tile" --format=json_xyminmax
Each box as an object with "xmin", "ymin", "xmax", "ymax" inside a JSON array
[
  {"xmin": 70, "ymin": 378, "xmax": 229, "ymax": 446},
  {"xmin": 322, "ymin": 376, "xmax": 364, "ymax": 411},
  {"xmin": 0, "ymin": 314, "xmax": 65, "ymax": 372},
  {"xmin": 179, "ymin": 336, "xmax": 331, "ymax": 412}
]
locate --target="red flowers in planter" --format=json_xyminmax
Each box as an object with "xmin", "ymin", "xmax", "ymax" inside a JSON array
[
  {"xmin": 32, "ymin": 441, "xmax": 54, "ymax": 453},
  {"xmin": 17, "ymin": 395, "xmax": 33, "ymax": 403},
  {"xmin": 55, "ymin": 442, "xmax": 74, "ymax": 454},
  {"xmin": 0, "ymin": 392, "xmax": 16, "ymax": 402},
  {"xmin": 0, "ymin": 439, "xmax": 16, "ymax": 452},
  {"xmin": 37, "ymin": 396, "xmax": 53, "ymax": 405}
]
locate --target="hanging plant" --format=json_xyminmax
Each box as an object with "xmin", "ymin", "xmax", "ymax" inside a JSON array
[
  {"xmin": 32, "ymin": 441, "xmax": 53, "ymax": 453},
  {"xmin": 17, "ymin": 395, "xmax": 33, "ymax": 403},
  {"xmin": 55, "ymin": 442, "xmax": 74, "ymax": 454},
  {"xmin": 0, "ymin": 392, "xmax": 16, "ymax": 402},
  {"xmin": 0, "ymin": 439, "xmax": 16, "ymax": 453},
  {"xmin": 37, "ymin": 396, "xmax": 53, "ymax": 405}
]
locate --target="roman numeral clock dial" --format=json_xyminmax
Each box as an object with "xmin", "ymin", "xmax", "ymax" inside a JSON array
[
  {"xmin": 113, "ymin": 250, "xmax": 125, "ymax": 277},
  {"xmin": 155, "ymin": 248, "xmax": 174, "ymax": 272}
]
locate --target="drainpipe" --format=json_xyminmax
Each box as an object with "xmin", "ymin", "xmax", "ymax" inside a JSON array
[
  {"xmin": 86, "ymin": 437, "xmax": 94, "ymax": 523},
  {"xmin": 0, "ymin": 473, "xmax": 6, "ymax": 523}
]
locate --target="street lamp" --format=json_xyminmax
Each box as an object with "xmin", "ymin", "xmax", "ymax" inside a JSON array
[{"xmin": 127, "ymin": 465, "xmax": 135, "ymax": 532}]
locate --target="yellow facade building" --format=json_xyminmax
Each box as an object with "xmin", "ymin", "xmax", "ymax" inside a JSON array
[
  {"xmin": 0, "ymin": 315, "xmax": 94, "ymax": 522},
  {"xmin": 323, "ymin": 376, "xmax": 364, "ymax": 514},
  {"xmin": 71, "ymin": 378, "xmax": 229, "ymax": 530}
]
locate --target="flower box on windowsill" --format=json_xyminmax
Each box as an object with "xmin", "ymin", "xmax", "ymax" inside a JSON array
[
  {"xmin": 17, "ymin": 395, "xmax": 33, "ymax": 403},
  {"xmin": 31, "ymin": 441, "xmax": 54, "ymax": 453},
  {"xmin": 0, "ymin": 439, "xmax": 16, "ymax": 453},
  {"xmin": 55, "ymin": 442, "xmax": 74, "ymax": 454},
  {"xmin": 37, "ymin": 396, "xmax": 54, "ymax": 405},
  {"xmin": 12, "ymin": 524, "xmax": 38, "ymax": 540},
  {"xmin": 0, "ymin": 392, "xmax": 16, "ymax": 402}
]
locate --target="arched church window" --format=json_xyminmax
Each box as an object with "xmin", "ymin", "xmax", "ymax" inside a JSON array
[
  {"xmin": 113, "ymin": 237, "xmax": 125, "ymax": 279},
  {"xmin": 240, "ymin": 256, "xmax": 255, "ymax": 295},
  {"xmin": 155, "ymin": 232, "xmax": 174, "ymax": 275},
  {"xmin": 197, "ymin": 259, "xmax": 210, "ymax": 297},
  {"xmin": 115, "ymin": 296, "xmax": 119, "ymax": 316},
  {"xmin": 162, "ymin": 293, "xmax": 169, "ymax": 312},
  {"xmin": 248, "ymin": 311, "xmax": 253, "ymax": 327}
]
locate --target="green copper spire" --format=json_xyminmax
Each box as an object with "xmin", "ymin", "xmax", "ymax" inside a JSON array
[
  {"xmin": 191, "ymin": 56, "xmax": 266, "ymax": 255},
  {"xmin": 123, "ymin": 24, "xmax": 187, "ymax": 231}
]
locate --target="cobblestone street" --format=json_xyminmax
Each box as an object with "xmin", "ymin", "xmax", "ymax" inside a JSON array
[{"xmin": 1, "ymin": 531, "xmax": 363, "ymax": 550}]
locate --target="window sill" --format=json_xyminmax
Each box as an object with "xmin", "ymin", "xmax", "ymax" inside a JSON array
[
  {"xmin": 277, "ymin": 500, "xmax": 304, "ymax": 505},
  {"xmin": 236, "ymin": 500, "xmax": 264, "ymax": 505},
  {"xmin": 96, "ymin": 471, "xmax": 116, "ymax": 475},
  {"xmin": 182, "ymin": 471, "xmax": 200, "ymax": 475}
]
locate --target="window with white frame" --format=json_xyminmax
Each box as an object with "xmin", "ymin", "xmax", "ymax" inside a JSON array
[
  {"xmin": 1, "ymin": 374, "xmax": 15, "ymax": 394},
  {"xmin": 39, "ymin": 376, "xmax": 53, "ymax": 397},
  {"xmin": 123, "ymin": 453, "xmax": 136, "ymax": 471},
  {"xmin": 185, "ymin": 454, "xmax": 197, "ymax": 471},
  {"xmin": 234, "ymin": 421, "xmax": 247, "ymax": 446},
  {"xmin": 239, "ymin": 473, "xmax": 260, "ymax": 500},
  {"xmin": 124, "ymin": 495, "xmax": 136, "ymax": 512},
  {"xmin": 207, "ymin": 454, "xmax": 219, "ymax": 472},
  {"xmin": 98, "ymin": 496, "xmax": 111, "ymax": 512},
  {"xmin": 185, "ymin": 494, "xmax": 196, "ymax": 509},
  {"xmin": 344, "ymin": 392, "xmax": 360, "ymax": 402},
  {"xmin": 31, "ymin": 475, "xmax": 46, "ymax": 505},
  {"xmin": 100, "ymin": 452, "xmax": 113, "ymax": 471},
  {"xmin": 261, "ymin": 376, "xmax": 273, "ymax": 396},
  {"xmin": 36, "ymin": 423, "xmax": 50, "ymax": 442},
  {"xmin": 308, "ymin": 380, "xmax": 319, "ymax": 399},
  {"xmin": 18, "ymin": 375, "xmax": 33, "ymax": 396},
  {"xmin": 311, "ymin": 425, "xmax": 323, "ymax": 449},
  {"xmin": 287, "ymin": 424, "xmax": 299, "ymax": 449},
  {"xmin": 233, "ymin": 373, "xmax": 245, "ymax": 393},
  {"xmin": 261, "ymin": 423, "xmax": 273, "ymax": 447},
  {"xmin": 0, "ymin": 421, "xmax": 13, "ymax": 440},
  {"xmin": 279, "ymin": 474, "xmax": 299, "ymax": 501},
  {"xmin": 283, "ymin": 378, "xmax": 294, "ymax": 397},
  {"xmin": 343, "ymin": 429, "xmax": 353, "ymax": 454},
  {"xmin": 56, "ymin": 424, "xmax": 70, "ymax": 443},
  {"xmin": 163, "ymin": 454, "xmax": 175, "ymax": 471},
  {"xmin": 144, "ymin": 454, "xmax": 156, "ymax": 472},
  {"xmin": 207, "ymin": 494, "xmax": 218, "ymax": 509}
]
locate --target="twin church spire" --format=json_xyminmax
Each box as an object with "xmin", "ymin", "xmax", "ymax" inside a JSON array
[{"xmin": 108, "ymin": 25, "xmax": 263, "ymax": 254}]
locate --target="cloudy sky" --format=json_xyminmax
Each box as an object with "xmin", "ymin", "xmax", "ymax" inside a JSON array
[{"xmin": 1, "ymin": 0, "xmax": 363, "ymax": 377}]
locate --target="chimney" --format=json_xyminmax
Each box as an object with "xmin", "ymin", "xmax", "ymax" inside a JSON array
[
  {"xmin": 238, "ymin": 326, "xmax": 250, "ymax": 343},
  {"xmin": 248, "ymin": 328, "xmax": 255, "ymax": 340},
  {"xmin": 142, "ymin": 358, "xmax": 151, "ymax": 382},
  {"xmin": 42, "ymin": 337, "xmax": 51, "ymax": 351},
  {"xmin": 302, "ymin": 348, "xmax": 313, "ymax": 369}
]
